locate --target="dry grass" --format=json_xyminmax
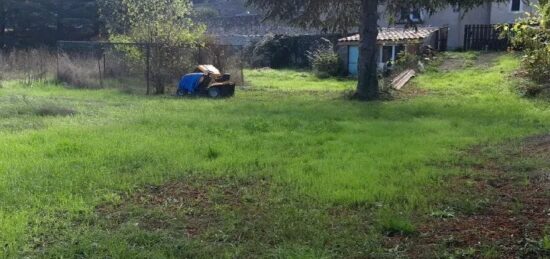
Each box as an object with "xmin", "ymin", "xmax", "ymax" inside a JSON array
[
  {"xmin": 57, "ymin": 54, "xmax": 102, "ymax": 88},
  {"xmin": 0, "ymin": 49, "xmax": 56, "ymax": 84}
]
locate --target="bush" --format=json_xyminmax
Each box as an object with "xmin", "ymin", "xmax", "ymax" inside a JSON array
[
  {"xmin": 394, "ymin": 51, "xmax": 420, "ymax": 72},
  {"xmin": 307, "ymin": 47, "xmax": 340, "ymax": 78},
  {"xmin": 245, "ymin": 34, "xmax": 341, "ymax": 69},
  {"xmin": 504, "ymin": 1, "xmax": 550, "ymax": 94}
]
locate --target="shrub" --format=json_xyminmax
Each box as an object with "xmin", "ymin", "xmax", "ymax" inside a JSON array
[
  {"xmin": 504, "ymin": 1, "xmax": 550, "ymax": 95},
  {"xmin": 394, "ymin": 51, "xmax": 420, "ymax": 71},
  {"xmin": 307, "ymin": 39, "xmax": 340, "ymax": 78},
  {"xmin": 245, "ymin": 34, "xmax": 341, "ymax": 69},
  {"xmin": 246, "ymin": 34, "xmax": 291, "ymax": 68},
  {"xmin": 308, "ymin": 49, "xmax": 340, "ymax": 78}
]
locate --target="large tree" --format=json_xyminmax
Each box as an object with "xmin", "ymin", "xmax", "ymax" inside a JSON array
[{"xmin": 246, "ymin": 0, "xmax": 507, "ymax": 100}]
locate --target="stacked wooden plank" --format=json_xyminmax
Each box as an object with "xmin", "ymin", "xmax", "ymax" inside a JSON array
[{"xmin": 391, "ymin": 69, "xmax": 416, "ymax": 90}]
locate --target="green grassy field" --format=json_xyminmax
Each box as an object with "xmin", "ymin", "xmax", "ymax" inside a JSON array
[
  {"xmin": 0, "ymin": 53, "xmax": 549, "ymax": 257},
  {"xmin": 244, "ymin": 68, "xmax": 356, "ymax": 91}
]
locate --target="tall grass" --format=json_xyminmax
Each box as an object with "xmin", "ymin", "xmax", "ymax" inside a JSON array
[
  {"xmin": 0, "ymin": 49, "xmax": 56, "ymax": 84},
  {"xmin": 0, "ymin": 53, "xmax": 549, "ymax": 257}
]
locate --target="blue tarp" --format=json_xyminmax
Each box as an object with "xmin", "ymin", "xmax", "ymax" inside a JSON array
[{"xmin": 178, "ymin": 73, "xmax": 204, "ymax": 95}]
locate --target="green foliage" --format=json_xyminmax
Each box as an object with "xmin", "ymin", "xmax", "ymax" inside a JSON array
[
  {"xmin": 543, "ymin": 235, "xmax": 550, "ymax": 250},
  {"xmin": 394, "ymin": 51, "xmax": 421, "ymax": 72},
  {"xmin": 244, "ymin": 68, "xmax": 356, "ymax": 91},
  {"xmin": 246, "ymin": 35, "xmax": 340, "ymax": 68},
  {"xmin": 98, "ymin": 0, "xmax": 206, "ymax": 94},
  {"xmin": 504, "ymin": 2, "xmax": 550, "ymax": 91},
  {"xmin": 99, "ymin": 0, "xmax": 204, "ymax": 45},
  {"xmin": 307, "ymin": 41, "xmax": 341, "ymax": 78},
  {"xmin": 377, "ymin": 210, "xmax": 417, "ymax": 236}
]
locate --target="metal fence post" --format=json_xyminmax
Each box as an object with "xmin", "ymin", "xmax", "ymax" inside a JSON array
[
  {"xmin": 146, "ymin": 44, "xmax": 151, "ymax": 95},
  {"xmin": 56, "ymin": 42, "xmax": 60, "ymax": 81}
]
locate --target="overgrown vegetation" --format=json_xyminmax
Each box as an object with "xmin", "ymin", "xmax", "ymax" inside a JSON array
[
  {"xmin": 0, "ymin": 53, "xmax": 549, "ymax": 257},
  {"xmin": 98, "ymin": 0, "xmax": 205, "ymax": 94},
  {"xmin": 245, "ymin": 34, "xmax": 340, "ymax": 69},
  {"xmin": 307, "ymin": 40, "xmax": 341, "ymax": 78},
  {"xmin": 504, "ymin": 0, "xmax": 550, "ymax": 96}
]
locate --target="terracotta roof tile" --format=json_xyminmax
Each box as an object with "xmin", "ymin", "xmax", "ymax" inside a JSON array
[{"xmin": 338, "ymin": 27, "xmax": 439, "ymax": 43}]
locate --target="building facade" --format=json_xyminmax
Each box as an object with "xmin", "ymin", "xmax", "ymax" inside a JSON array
[{"xmin": 379, "ymin": 0, "xmax": 534, "ymax": 49}]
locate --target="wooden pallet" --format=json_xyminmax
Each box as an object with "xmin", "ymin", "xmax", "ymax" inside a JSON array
[{"xmin": 391, "ymin": 69, "xmax": 416, "ymax": 90}]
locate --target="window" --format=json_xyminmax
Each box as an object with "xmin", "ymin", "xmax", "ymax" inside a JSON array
[
  {"xmin": 510, "ymin": 0, "xmax": 521, "ymax": 12},
  {"xmin": 382, "ymin": 46, "xmax": 394, "ymax": 63},
  {"xmin": 395, "ymin": 45, "xmax": 405, "ymax": 58},
  {"xmin": 379, "ymin": 44, "xmax": 405, "ymax": 64}
]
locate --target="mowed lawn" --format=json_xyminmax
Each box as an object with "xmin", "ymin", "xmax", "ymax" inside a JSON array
[{"xmin": 0, "ymin": 54, "xmax": 549, "ymax": 257}]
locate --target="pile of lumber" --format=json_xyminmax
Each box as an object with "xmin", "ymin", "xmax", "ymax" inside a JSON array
[{"xmin": 391, "ymin": 69, "xmax": 416, "ymax": 90}]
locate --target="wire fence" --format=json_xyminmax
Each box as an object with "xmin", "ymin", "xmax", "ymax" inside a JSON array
[
  {"xmin": 0, "ymin": 48, "xmax": 57, "ymax": 85},
  {"xmin": 56, "ymin": 41, "xmax": 245, "ymax": 94},
  {"xmin": 0, "ymin": 42, "xmax": 244, "ymax": 94}
]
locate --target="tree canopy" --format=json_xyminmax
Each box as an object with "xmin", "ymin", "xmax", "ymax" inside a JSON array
[{"xmin": 98, "ymin": 0, "xmax": 204, "ymax": 45}]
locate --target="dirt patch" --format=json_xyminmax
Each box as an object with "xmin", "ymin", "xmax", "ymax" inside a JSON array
[
  {"xmin": 438, "ymin": 52, "xmax": 500, "ymax": 72},
  {"xmin": 391, "ymin": 84, "xmax": 430, "ymax": 100},
  {"xmin": 392, "ymin": 134, "xmax": 550, "ymax": 258},
  {"xmin": 474, "ymin": 52, "xmax": 501, "ymax": 69},
  {"xmin": 439, "ymin": 56, "xmax": 469, "ymax": 72},
  {"xmin": 96, "ymin": 176, "xmax": 271, "ymax": 238}
]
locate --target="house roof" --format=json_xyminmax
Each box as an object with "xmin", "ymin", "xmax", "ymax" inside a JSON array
[{"xmin": 338, "ymin": 27, "xmax": 439, "ymax": 43}]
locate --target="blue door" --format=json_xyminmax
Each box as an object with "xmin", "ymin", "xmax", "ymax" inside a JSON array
[{"xmin": 348, "ymin": 46, "xmax": 359, "ymax": 76}]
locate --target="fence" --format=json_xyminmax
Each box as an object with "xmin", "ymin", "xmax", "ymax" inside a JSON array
[
  {"xmin": 433, "ymin": 27, "xmax": 449, "ymax": 51},
  {"xmin": 0, "ymin": 48, "xmax": 57, "ymax": 84},
  {"xmin": 464, "ymin": 24, "xmax": 510, "ymax": 51},
  {"xmin": 56, "ymin": 41, "xmax": 244, "ymax": 94}
]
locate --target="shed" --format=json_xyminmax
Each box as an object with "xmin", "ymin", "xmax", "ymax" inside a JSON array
[{"xmin": 337, "ymin": 27, "xmax": 440, "ymax": 76}]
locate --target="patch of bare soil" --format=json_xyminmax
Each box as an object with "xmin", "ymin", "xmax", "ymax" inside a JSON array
[
  {"xmin": 474, "ymin": 52, "xmax": 501, "ymax": 69},
  {"xmin": 439, "ymin": 56, "xmax": 467, "ymax": 72},
  {"xmin": 96, "ymin": 176, "xmax": 271, "ymax": 238},
  {"xmin": 439, "ymin": 52, "xmax": 500, "ymax": 72},
  {"xmin": 395, "ymin": 134, "xmax": 550, "ymax": 258},
  {"xmin": 391, "ymin": 84, "xmax": 429, "ymax": 100}
]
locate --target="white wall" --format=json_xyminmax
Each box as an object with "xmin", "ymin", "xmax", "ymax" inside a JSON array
[
  {"xmin": 352, "ymin": 1, "xmax": 536, "ymax": 51},
  {"xmin": 378, "ymin": 4, "xmax": 492, "ymax": 50},
  {"xmin": 490, "ymin": 0, "xmax": 536, "ymax": 24}
]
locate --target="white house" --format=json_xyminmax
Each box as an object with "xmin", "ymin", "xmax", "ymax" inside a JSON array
[
  {"xmin": 337, "ymin": 27, "xmax": 440, "ymax": 76},
  {"xmin": 378, "ymin": 0, "xmax": 535, "ymax": 49},
  {"xmin": 340, "ymin": 0, "xmax": 535, "ymax": 76}
]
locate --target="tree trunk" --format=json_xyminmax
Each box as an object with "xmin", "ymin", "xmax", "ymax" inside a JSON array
[{"xmin": 356, "ymin": 0, "xmax": 379, "ymax": 101}]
